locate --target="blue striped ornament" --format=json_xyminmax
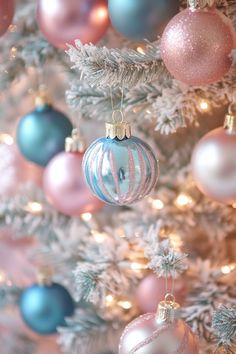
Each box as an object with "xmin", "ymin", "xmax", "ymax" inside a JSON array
[{"xmin": 83, "ymin": 137, "xmax": 159, "ymax": 206}]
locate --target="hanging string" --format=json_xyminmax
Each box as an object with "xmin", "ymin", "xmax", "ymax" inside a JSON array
[{"xmin": 110, "ymin": 85, "xmax": 125, "ymax": 124}]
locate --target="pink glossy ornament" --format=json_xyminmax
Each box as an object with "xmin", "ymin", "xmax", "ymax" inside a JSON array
[
  {"xmin": 161, "ymin": 7, "xmax": 236, "ymax": 86},
  {"xmin": 43, "ymin": 151, "xmax": 104, "ymax": 216},
  {"xmin": 0, "ymin": 0, "xmax": 14, "ymax": 37},
  {"xmin": 37, "ymin": 0, "xmax": 110, "ymax": 49},
  {"xmin": 136, "ymin": 274, "xmax": 186, "ymax": 313},
  {"xmin": 119, "ymin": 297, "xmax": 199, "ymax": 354},
  {"xmin": 191, "ymin": 110, "xmax": 236, "ymax": 204}
]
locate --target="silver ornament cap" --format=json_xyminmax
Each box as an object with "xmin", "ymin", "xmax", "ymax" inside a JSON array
[
  {"xmin": 65, "ymin": 128, "xmax": 86, "ymax": 153},
  {"xmin": 224, "ymin": 103, "xmax": 236, "ymax": 133},
  {"xmin": 156, "ymin": 294, "xmax": 180, "ymax": 324},
  {"xmin": 106, "ymin": 110, "xmax": 131, "ymax": 140}
]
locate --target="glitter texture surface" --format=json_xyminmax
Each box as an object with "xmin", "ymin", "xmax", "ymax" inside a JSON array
[
  {"xmin": 161, "ymin": 8, "xmax": 236, "ymax": 86},
  {"xmin": 119, "ymin": 313, "xmax": 199, "ymax": 354}
]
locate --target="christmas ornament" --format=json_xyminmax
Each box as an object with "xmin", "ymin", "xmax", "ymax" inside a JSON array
[
  {"xmin": 108, "ymin": 0, "xmax": 179, "ymax": 41},
  {"xmin": 37, "ymin": 0, "xmax": 110, "ymax": 50},
  {"xmin": 0, "ymin": 0, "xmax": 14, "ymax": 37},
  {"xmin": 161, "ymin": 2, "xmax": 236, "ymax": 86},
  {"xmin": 136, "ymin": 274, "xmax": 186, "ymax": 313},
  {"xmin": 16, "ymin": 93, "xmax": 73, "ymax": 167},
  {"xmin": 0, "ymin": 138, "xmax": 43, "ymax": 197},
  {"xmin": 119, "ymin": 294, "xmax": 199, "ymax": 354},
  {"xmin": 43, "ymin": 129, "xmax": 104, "ymax": 216},
  {"xmin": 19, "ymin": 273, "xmax": 75, "ymax": 335},
  {"xmin": 191, "ymin": 104, "xmax": 236, "ymax": 204},
  {"xmin": 83, "ymin": 114, "xmax": 159, "ymax": 206}
]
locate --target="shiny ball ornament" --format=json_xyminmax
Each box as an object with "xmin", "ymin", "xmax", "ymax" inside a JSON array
[
  {"xmin": 17, "ymin": 98, "xmax": 73, "ymax": 167},
  {"xmin": 119, "ymin": 297, "xmax": 199, "ymax": 354},
  {"xmin": 19, "ymin": 283, "xmax": 75, "ymax": 335},
  {"xmin": 83, "ymin": 121, "xmax": 159, "ymax": 206},
  {"xmin": 0, "ymin": 0, "xmax": 14, "ymax": 37},
  {"xmin": 161, "ymin": 7, "xmax": 236, "ymax": 86},
  {"xmin": 136, "ymin": 274, "xmax": 186, "ymax": 313},
  {"xmin": 37, "ymin": 0, "xmax": 110, "ymax": 49},
  {"xmin": 43, "ymin": 130, "xmax": 104, "ymax": 216},
  {"xmin": 191, "ymin": 109, "xmax": 236, "ymax": 204},
  {"xmin": 108, "ymin": 0, "xmax": 179, "ymax": 41}
]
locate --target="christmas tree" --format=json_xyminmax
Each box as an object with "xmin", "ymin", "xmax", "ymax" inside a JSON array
[{"xmin": 0, "ymin": 0, "xmax": 236, "ymax": 353}]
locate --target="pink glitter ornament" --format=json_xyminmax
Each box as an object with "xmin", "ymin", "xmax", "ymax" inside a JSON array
[
  {"xmin": 37, "ymin": 0, "xmax": 110, "ymax": 49},
  {"xmin": 191, "ymin": 104, "xmax": 236, "ymax": 204},
  {"xmin": 0, "ymin": 0, "xmax": 14, "ymax": 37},
  {"xmin": 136, "ymin": 274, "xmax": 187, "ymax": 313},
  {"xmin": 161, "ymin": 7, "xmax": 236, "ymax": 86},
  {"xmin": 43, "ymin": 130, "xmax": 103, "ymax": 216},
  {"xmin": 119, "ymin": 296, "xmax": 199, "ymax": 354}
]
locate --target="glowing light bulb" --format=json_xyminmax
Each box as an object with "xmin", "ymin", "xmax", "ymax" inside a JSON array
[
  {"xmin": 25, "ymin": 202, "xmax": 43, "ymax": 214},
  {"xmin": 221, "ymin": 264, "xmax": 236, "ymax": 275},
  {"xmin": 92, "ymin": 231, "xmax": 106, "ymax": 243},
  {"xmin": 0, "ymin": 133, "xmax": 14, "ymax": 145},
  {"xmin": 199, "ymin": 100, "xmax": 210, "ymax": 112},
  {"xmin": 106, "ymin": 294, "xmax": 115, "ymax": 306},
  {"xmin": 81, "ymin": 212, "xmax": 92, "ymax": 222},
  {"xmin": 232, "ymin": 203, "xmax": 236, "ymax": 209},
  {"xmin": 137, "ymin": 46, "xmax": 145, "ymax": 55},
  {"xmin": 175, "ymin": 193, "xmax": 194, "ymax": 208},
  {"xmin": 150, "ymin": 198, "xmax": 164, "ymax": 210},
  {"xmin": 117, "ymin": 300, "xmax": 132, "ymax": 310}
]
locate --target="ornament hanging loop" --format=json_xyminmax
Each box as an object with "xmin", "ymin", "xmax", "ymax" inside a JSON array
[
  {"xmin": 112, "ymin": 109, "xmax": 125, "ymax": 124},
  {"xmin": 188, "ymin": 0, "xmax": 215, "ymax": 9}
]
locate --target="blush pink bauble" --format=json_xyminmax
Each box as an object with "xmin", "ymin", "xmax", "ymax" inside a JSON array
[
  {"xmin": 136, "ymin": 274, "xmax": 186, "ymax": 313},
  {"xmin": 43, "ymin": 151, "xmax": 104, "ymax": 216},
  {"xmin": 119, "ymin": 313, "xmax": 199, "ymax": 354},
  {"xmin": 161, "ymin": 7, "xmax": 236, "ymax": 86},
  {"xmin": 0, "ymin": 0, "xmax": 14, "ymax": 37},
  {"xmin": 191, "ymin": 126, "xmax": 236, "ymax": 204},
  {"xmin": 37, "ymin": 0, "xmax": 110, "ymax": 49}
]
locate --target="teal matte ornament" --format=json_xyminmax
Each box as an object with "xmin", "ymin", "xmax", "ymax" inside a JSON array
[
  {"xmin": 19, "ymin": 282, "xmax": 75, "ymax": 335},
  {"xmin": 16, "ymin": 95, "xmax": 73, "ymax": 167},
  {"xmin": 108, "ymin": 0, "xmax": 179, "ymax": 41}
]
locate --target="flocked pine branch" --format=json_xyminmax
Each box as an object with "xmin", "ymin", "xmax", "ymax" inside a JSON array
[
  {"xmin": 143, "ymin": 223, "xmax": 188, "ymax": 278},
  {"xmin": 212, "ymin": 306, "xmax": 236, "ymax": 352},
  {"xmin": 67, "ymin": 40, "xmax": 170, "ymax": 88},
  {"xmin": 0, "ymin": 285, "xmax": 21, "ymax": 308}
]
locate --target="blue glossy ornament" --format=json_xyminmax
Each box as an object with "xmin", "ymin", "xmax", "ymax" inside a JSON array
[
  {"xmin": 83, "ymin": 136, "xmax": 159, "ymax": 206},
  {"xmin": 17, "ymin": 103, "xmax": 72, "ymax": 166},
  {"xmin": 108, "ymin": 0, "xmax": 179, "ymax": 41},
  {"xmin": 19, "ymin": 283, "xmax": 75, "ymax": 335}
]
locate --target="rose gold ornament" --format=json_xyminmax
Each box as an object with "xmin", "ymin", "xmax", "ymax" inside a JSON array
[
  {"xmin": 37, "ymin": 0, "xmax": 110, "ymax": 49},
  {"xmin": 43, "ymin": 129, "xmax": 104, "ymax": 216},
  {"xmin": 161, "ymin": 7, "xmax": 236, "ymax": 86},
  {"xmin": 191, "ymin": 104, "xmax": 236, "ymax": 204},
  {"xmin": 136, "ymin": 274, "xmax": 187, "ymax": 313},
  {"xmin": 119, "ymin": 294, "xmax": 199, "ymax": 354}
]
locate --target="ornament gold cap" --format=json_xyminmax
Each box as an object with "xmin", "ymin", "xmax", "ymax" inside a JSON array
[
  {"xmin": 37, "ymin": 266, "xmax": 53, "ymax": 286},
  {"xmin": 35, "ymin": 91, "xmax": 52, "ymax": 107},
  {"xmin": 106, "ymin": 110, "xmax": 131, "ymax": 140},
  {"xmin": 188, "ymin": 0, "xmax": 215, "ymax": 9},
  {"xmin": 224, "ymin": 103, "xmax": 236, "ymax": 133},
  {"xmin": 156, "ymin": 294, "xmax": 180, "ymax": 324},
  {"xmin": 65, "ymin": 128, "xmax": 86, "ymax": 153}
]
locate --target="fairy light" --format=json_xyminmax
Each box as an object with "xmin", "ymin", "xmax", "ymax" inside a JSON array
[
  {"xmin": 221, "ymin": 264, "xmax": 236, "ymax": 275},
  {"xmin": 92, "ymin": 231, "xmax": 107, "ymax": 243},
  {"xmin": 0, "ymin": 270, "xmax": 6, "ymax": 284},
  {"xmin": 131, "ymin": 262, "xmax": 147, "ymax": 271},
  {"xmin": 106, "ymin": 294, "xmax": 115, "ymax": 307},
  {"xmin": 117, "ymin": 300, "xmax": 133, "ymax": 310},
  {"xmin": 150, "ymin": 198, "xmax": 164, "ymax": 210},
  {"xmin": 8, "ymin": 24, "xmax": 17, "ymax": 32},
  {"xmin": 168, "ymin": 232, "xmax": 183, "ymax": 250},
  {"xmin": 10, "ymin": 46, "xmax": 17, "ymax": 59},
  {"xmin": 0, "ymin": 133, "xmax": 14, "ymax": 145},
  {"xmin": 175, "ymin": 193, "xmax": 194, "ymax": 208},
  {"xmin": 24, "ymin": 202, "xmax": 43, "ymax": 214},
  {"xmin": 199, "ymin": 100, "xmax": 210, "ymax": 112},
  {"xmin": 81, "ymin": 212, "xmax": 92, "ymax": 222},
  {"xmin": 232, "ymin": 203, "xmax": 236, "ymax": 209},
  {"xmin": 137, "ymin": 46, "xmax": 145, "ymax": 55}
]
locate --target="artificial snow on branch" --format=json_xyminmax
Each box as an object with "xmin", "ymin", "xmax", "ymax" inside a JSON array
[{"xmin": 212, "ymin": 306, "xmax": 236, "ymax": 352}]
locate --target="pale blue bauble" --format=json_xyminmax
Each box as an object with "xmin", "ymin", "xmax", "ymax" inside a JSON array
[
  {"xmin": 19, "ymin": 283, "xmax": 75, "ymax": 335},
  {"xmin": 108, "ymin": 0, "xmax": 179, "ymax": 41}
]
